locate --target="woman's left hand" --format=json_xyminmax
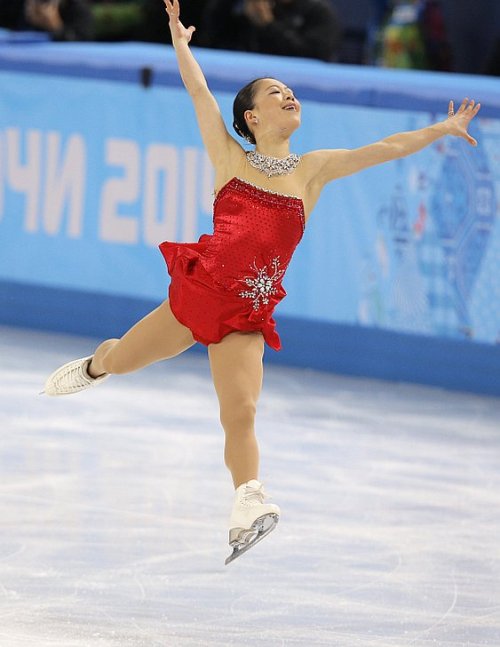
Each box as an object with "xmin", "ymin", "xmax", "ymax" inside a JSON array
[{"xmin": 446, "ymin": 98, "xmax": 481, "ymax": 146}]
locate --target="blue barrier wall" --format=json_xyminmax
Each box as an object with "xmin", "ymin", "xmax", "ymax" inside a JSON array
[{"xmin": 0, "ymin": 42, "xmax": 499, "ymax": 395}]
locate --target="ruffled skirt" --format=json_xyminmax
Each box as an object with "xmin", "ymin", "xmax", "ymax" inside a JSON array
[{"xmin": 159, "ymin": 238, "xmax": 282, "ymax": 351}]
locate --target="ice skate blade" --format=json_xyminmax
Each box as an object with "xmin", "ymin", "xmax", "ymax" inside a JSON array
[{"xmin": 225, "ymin": 513, "xmax": 279, "ymax": 565}]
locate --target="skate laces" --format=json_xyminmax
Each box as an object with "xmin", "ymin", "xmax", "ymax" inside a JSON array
[
  {"xmin": 242, "ymin": 482, "xmax": 268, "ymax": 505},
  {"xmin": 58, "ymin": 361, "xmax": 92, "ymax": 390}
]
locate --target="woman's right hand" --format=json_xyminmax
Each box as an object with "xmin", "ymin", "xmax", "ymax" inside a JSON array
[{"xmin": 164, "ymin": 0, "xmax": 196, "ymax": 45}]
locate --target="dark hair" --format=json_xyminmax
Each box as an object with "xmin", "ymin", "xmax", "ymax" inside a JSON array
[{"xmin": 232, "ymin": 78, "xmax": 266, "ymax": 146}]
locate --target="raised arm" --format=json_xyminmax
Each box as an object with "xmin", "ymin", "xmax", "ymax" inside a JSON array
[
  {"xmin": 307, "ymin": 99, "xmax": 481, "ymax": 187},
  {"xmin": 164, "ymin": 0, "xmax": 242, "ymax": 170}
]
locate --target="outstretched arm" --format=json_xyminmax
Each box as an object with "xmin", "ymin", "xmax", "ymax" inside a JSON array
[
  {"xmin": 164, "ymin": 0, "xmax": 241, "ymax": 169},
  {"xmin": 308, "ymin": 99, "xmax": 481, "ymax": 186}
]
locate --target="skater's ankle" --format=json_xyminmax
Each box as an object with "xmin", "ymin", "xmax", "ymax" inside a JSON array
[
  {"xmin": 86, "ymin": 359, "xmax": 107, "ymax": 379},
  {"xmin": 234, "ymin": 477, "xmax": 260, "ymax": 489}
]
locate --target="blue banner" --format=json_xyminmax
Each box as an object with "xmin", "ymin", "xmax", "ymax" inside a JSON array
[{"xmin": 0, "ymin": 46, "xmax": 499, "ymax": 348}]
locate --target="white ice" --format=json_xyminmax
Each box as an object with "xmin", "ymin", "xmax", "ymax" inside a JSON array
[{"xmin": 1, "ymin": 325, "xmax": 499, "ymax": 647}]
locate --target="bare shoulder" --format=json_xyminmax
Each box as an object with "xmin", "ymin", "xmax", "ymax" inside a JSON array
[{"xmin": 301, "ymin": 149, "xmax": 349, "ymax": 183}]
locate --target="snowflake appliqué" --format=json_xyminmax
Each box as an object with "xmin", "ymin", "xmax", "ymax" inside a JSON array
[{"xmin": 239, "ymin": 257, "xmax": 285, "ymax": 311}]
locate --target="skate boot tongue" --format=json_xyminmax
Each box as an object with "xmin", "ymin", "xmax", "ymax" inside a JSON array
[
  {"xmin": 239, "ymin": 480, "xmax": 265, "ymax": 504},
  {"xmin": 245, "ymin": 480, "xmax": 261, "ymax": 487}
]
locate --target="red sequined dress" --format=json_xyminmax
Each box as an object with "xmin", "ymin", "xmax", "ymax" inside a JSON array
[{"xmin": 159, "ymin": 177, "xmax": 305, "ymax": 351}]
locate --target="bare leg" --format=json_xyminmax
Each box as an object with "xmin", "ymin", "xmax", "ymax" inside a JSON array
[
  {"xmin": 208, "ymin": 332, "xmax": 264, "ymax": 488},
  {"xmin": 88, "ymin": 300, "xmax": 195, "ymax": 377}
]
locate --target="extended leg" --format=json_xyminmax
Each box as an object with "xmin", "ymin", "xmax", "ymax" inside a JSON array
[
  {"xmin": 89, "ymin": 299, "xmax": 195, "ymax": 376},
  {"xmin": 44, "ymin": 300, "xmax": 195, "ymax": 395}
]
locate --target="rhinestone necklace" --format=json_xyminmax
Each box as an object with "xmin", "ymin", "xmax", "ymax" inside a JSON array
[{"xmin": 246, "ymin": 150, "xmax": 301, "ymax": 178}]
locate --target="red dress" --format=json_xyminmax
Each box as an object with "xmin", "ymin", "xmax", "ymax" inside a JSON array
[{"xmin": 159, "ymin": 177, "xmax": 305, "ymax": 350}]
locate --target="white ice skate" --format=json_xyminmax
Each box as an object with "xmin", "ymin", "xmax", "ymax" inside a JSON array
[
  {"xmin": 225, "ymin": 479, "xmax": 280, "ymax": 565},
  {"xmin": 42, "ymin": 356, "xmax": 109, "ymax": 396}
]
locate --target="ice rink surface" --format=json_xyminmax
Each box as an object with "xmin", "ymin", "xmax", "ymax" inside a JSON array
[{"xmin": 1, "ymin": 325, "xmax": 499, "ymax": 647}]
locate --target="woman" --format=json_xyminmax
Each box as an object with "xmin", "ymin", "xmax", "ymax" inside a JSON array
[{"xmin": 44, "ymin": 0, "xmax": 481, "ymax": 563}]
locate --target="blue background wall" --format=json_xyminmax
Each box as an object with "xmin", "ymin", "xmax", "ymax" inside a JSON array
[{"xmin": 0, "ymin": 42, "xmax": 499, "ymax": 395}]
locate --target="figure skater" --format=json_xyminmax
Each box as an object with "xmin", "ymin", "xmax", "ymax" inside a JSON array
[{"xmin": 44, "ymin": 0, "xmax": 481, "ymax": 563}]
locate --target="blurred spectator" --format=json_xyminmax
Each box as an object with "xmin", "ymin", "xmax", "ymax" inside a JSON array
[
  {"xmin": 200, "ymin": 0, "xmax": 341, "ymax": 62},
  {"xmin": 420, "ymin": 0, "xmax": 451, "ymax": 71},
  {"xmin": 365, "ymin": 0, "xmax": 390, "ymax": 63},
  {"xmin": 91, "ymin": 0, "xmax": 143, "ymax": 42},
  {"xmin": 370, "ymin": 0, "xmax": 390, "ymax": 25},
  {"xmin": 0, "ymin": 0, "xmax": 94, "ymax": 41},
  {"xmin": 440, "ymin": 0, "xmax": 500, "ymax": 75},
  {"xmin": 331, "ymin": 0, "xmax": 377, "ymax": 65},
  {"xmin": 378, "ymin": 0, "xmax": 451, "ymax": 71}
]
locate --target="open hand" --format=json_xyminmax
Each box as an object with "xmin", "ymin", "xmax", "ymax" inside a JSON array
[
  {"xmin": 446, "ymin": 98, "xmax": 481, "ymax": 146},
  {"xmin": 164, "ymin": 0, "xmax": 195, "ymax": 44}
]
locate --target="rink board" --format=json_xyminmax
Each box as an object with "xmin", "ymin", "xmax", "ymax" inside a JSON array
[
  {"xmin": 1, "ymin": 280, "xmax": 498, "ymax": 396},
  {"xmin": 0, "ymin": 43, "xmax": 499, "ymax": 394}
]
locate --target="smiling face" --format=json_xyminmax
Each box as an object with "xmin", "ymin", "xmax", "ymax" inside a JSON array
[{"xmin": 244, "ymin": 78, "xmax": 301, "ymax": 141}]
